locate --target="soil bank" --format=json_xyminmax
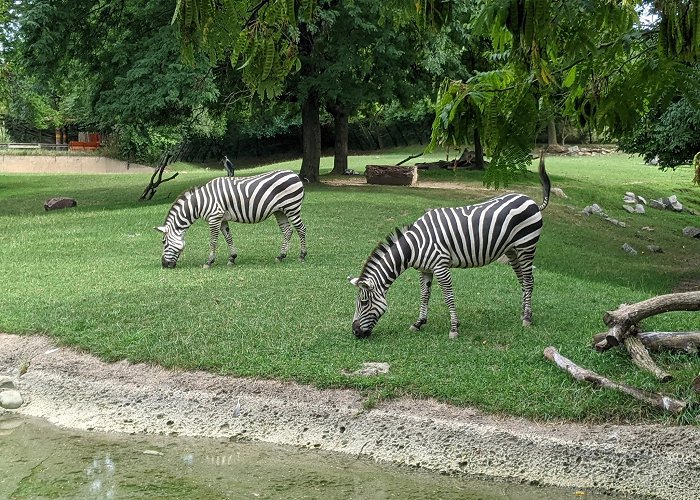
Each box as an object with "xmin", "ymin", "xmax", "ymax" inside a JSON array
[{"xmin": 1, "ymin": 333, "xmax": 698, "ymax": 500}]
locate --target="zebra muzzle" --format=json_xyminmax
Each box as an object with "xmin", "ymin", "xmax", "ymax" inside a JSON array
[{"xmin": 352, "ymin": 320, "xmax": 372, "ymax": 339}]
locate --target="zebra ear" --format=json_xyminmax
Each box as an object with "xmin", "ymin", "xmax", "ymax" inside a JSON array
[
  {"xmin": 154, "ymin": 226, "xmax": 167, "ymax": 234},
  {"xmin": 348, "ymin": 276, "xmax": 374, "ymax": 290}
]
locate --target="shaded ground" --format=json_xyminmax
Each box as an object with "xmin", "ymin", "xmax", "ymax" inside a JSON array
[{"xmin": 2, "ymin": 333, "xmax": 699, "ymax": 500}]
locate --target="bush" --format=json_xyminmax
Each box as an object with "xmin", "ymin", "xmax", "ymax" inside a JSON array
[{"xmin": 618, "ymin": 98, "xmax": 700, "ymax": 168}]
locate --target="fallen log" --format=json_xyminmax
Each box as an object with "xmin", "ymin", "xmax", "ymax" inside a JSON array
[
  {"xmin": 592, "ymin": 331, "xmax": 700, "ymax": 354},
  {"xmin": 365, "ymin": 165, "xmax": 417, "ymax": 186},
  {"xmin": 596, "ymin": 291, "xmax": 700, "ymax": 351},
  {"xmin": 544, "ymin": 346, "xmax": 687, "ymax": 414},
  {"xmin": 623, "ymin": 336, "xmax": 673, "ymax": 382}
]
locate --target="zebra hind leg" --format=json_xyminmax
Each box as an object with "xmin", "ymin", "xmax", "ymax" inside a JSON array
[
  {"xmin": 410, "ymin": 271, "xmax": 433, "ymax": 332},
  {"xmin": 274, "ymin": 212, "xmax": 293, "ymax": 262},
  {"xmin": 434, "ymin": 267, "xmax": 460, "ymax": 339},
  {"xmin": 220, "ymin": 221, "xmax": 238, "ymax": 265},
  {"xmin": 506, "ymin": 248, "xmax": 535, "ymax": 326},
  {"xmin": 204, "ymin": 217, "xmax": 223, "ymax": 269},
  {"xmin": 288, "ymin": 213, "xmax": 307, "ymax": 262}
]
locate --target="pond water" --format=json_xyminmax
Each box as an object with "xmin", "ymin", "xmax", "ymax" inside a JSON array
[{"xmin": 1, "ymin": 414, "xmax": 624, "ymax": 499}]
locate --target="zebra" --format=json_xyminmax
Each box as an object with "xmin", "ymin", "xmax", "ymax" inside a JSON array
[
  {"xmin": 155, "ymin": 170, "xmax": 307, "ymax": 268},
  {"xmin": 348, "ymin": 154, "xmax": 551, "ymax": 339}
]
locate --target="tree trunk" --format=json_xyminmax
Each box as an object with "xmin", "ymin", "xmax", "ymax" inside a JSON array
[
  {"xmin": 331, "ymin": 106, "xmax": 348, "ymax": 175},
  {"xmin": 547, "ymin": 119, "xmax": 558, "ymax": 146},
  {"xmin": 473, "ymin": 128, "xmax": 485, "ymax": 170},
  {"xmin": 300, "ymin": 91, "xmax": 321, "ymax": 183}
]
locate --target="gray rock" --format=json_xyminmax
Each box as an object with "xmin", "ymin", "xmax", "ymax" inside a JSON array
[
  {"xmin": 343, "ymin": 362, "xmax": 390, "ymax": 377},
  {"xmin": 647, "ymin": 245, "xmax": 663, "ymax": 253},
  {"xmin": 605, "ymin": 218, "xmax": 626, "ymax": 227},
  {"xmin": 622, "ymin": 243, "xmax": 638, "ymax": 255},
  {"xmin": 635, "ymin": 203, "xmax": 645, "ymax": 214},
  {"xmin": 582, "ymin": 204, "xmax": 605, "ymax": 216},
  {"xmin": 623, "ymin": 205, "xmax": 635, "ymax": 213},
  {"xmin": 663, "ymin": 195, "xmax": 683, "ymax": 212},
  {"xmin": 0, "ymin": 389, "xmax": 24, "ymax": 409},
  {"xmin": 43, "ymin": 197, "xmax": 77, "ymax": 211},
  {"xmin": 649, "ymin": 199, "xmax": 666, "ymax": 210},
  {"xmin": 0, "ymin": 376, "xmax": 15, "ymax": 389},
  {"xmin": 551, "ymin": 187, "xmax": 568, "ymax": 199},
  {"xmin": 683, "ymin": 227, "xmax": 700, "ymax": 239},
  {"xmin": 640, "ymin": 226, "xmax": 654, "ymax": 232}
]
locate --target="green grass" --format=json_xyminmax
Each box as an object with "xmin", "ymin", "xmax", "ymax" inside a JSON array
[{"xmin": 1, "ymin": 149, "xmax": 699, "ymax": 423}]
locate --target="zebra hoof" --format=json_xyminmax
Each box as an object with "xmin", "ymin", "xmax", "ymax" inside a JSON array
[
  {"xmin": 202, "ymin": 264, "xmax": 211, "ymax": 270},
  {"xmin": 522, "ymin": 318, "xmax": 532, "ymax": 327},
  {"xmin": 275, "ymin": 255, "xmax": 286, "ymax": 263},
  {"xmin": 409, "ymin": 324, "xmax": 420, "ymax": 332},
  {"xmin": 448, "ymin": 330, "xmax": 459, "ymax": 339}
]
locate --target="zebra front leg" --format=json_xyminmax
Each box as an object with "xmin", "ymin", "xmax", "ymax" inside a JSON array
[
  {"xmin": 506, "ymin": 247, "xmax": 536, "ymax": 326},
  {"xmin": 288, "ymin": 213, "xmax": 307, "ymax": 262},
  {"xmin": 434, "ymin": 266, "xmax": 460, "ymax": 339},
  {"xmin": 410, "ymin": 271, "xmax": 433, "ymax": 332},
  {"xmin": 220, "ymin": 221, "xmax": 238, "ymax": 265},
  {"xmin": 203, "ymin": 216, "xmax": 223, "ymax": 269},
  {"xmin": 274, "ymin": 212, "xmax": 293, "ymax": 262}
]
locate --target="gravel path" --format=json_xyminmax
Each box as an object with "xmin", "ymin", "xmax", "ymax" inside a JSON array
[{"xmin": 2, "ymin": 333, "xmax": 699, "ymax": 499}]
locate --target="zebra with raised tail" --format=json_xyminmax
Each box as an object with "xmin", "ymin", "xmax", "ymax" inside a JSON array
[
  {"xmin": 155, "ymin": 170, "xmax": 307, "ymax": 268},
  {"xmin": 348, "ymin": 154, "xmax": 551, "ymax": 339}
]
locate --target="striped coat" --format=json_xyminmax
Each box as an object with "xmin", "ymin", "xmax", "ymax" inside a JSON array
[
  {"xmin": 156, "ymin": 170, "xmax": 307, "ymax": 268},
  {"xmin": 349, "ymin": 155, "xmax": 550, "ymax": 339}
]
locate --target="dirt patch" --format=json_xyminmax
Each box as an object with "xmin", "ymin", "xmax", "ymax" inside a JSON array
[{"xmin": 1, "ymin": 333, "xmax": 698, "ymax": 499}]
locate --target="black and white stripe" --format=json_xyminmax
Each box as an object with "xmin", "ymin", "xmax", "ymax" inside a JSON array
[
  {"xmin": 156, "ymin": 170, "xmax": 307, "ymax": 268},
  {"xmin": 349, "ymin": 155, "xmax": 551, "ymax": 339}
]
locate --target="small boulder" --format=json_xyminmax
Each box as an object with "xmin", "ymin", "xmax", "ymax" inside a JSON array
[
  {"xmin": 44, "ymin": 197, "xmax": 77, "ymax": 211},
  {"xmin": 0, "ymin": 376, "xmax": 15, "ymax": 390},
  {"xmin": 0, "ymin": 389, "xmax": 23, "ymax": 409},
  {"xmin": 663, "ymin": 195, "xmax": 683, "ymax": 212},
  {"xmin": 622, "ymin": 243, "xmax": 638, "ymax": 255},
  {"xmin": 551, "ymin": 187, "xmax": 568, "ymax": 199},
  {"xmin": 623, "ymin": 205, "xmax": 635, "ymax": 213},
  {"xmin": 649, "ymin": 199, "xmax": 666, "ymax": 210},
  {"xmin": 605, "ymin": 218, "xmax": 626, "ymax": 227},
  {"xmin": 647, "ymin": 245, "xmax": 663, "ymax": 253},
  {"xmin": 582, "ymin": 204, "xmax": 606, "ymax": 216},
  {"xmin": 342, "ymin": 362, "xmax": 390, "ymax": 377},
  {"xmin": 683, "ymin": 227, "xmax": 700, "ymax": 239}
]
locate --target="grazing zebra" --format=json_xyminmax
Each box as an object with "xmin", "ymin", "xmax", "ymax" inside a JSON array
[
  {"xmin": 155, "ymin": 170, "xmax": 307, "ymax": 268},
  {"xmin": 348, "ymin": 154, "xmax": 551, "ymax": 339}
]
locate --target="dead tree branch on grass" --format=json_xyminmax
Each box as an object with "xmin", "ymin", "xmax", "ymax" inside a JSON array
[
  {"xmin": 596, "ymin": 291, "xmax": 700, "ymax": 351},
  {"xmin": 544, "ymin": 346, "xmax": 687, "ymax": 414},
  {"xmin": 140, "ymin": 152, "xmax": 180, "ymax": 201}
]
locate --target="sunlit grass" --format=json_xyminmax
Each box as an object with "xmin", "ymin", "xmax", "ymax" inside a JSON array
[{"xmin": 0, "ymin": 150, "xmax": 698, "ymax": 423}]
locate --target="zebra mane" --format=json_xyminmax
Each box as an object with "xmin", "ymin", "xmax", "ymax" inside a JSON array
[
  {"xmin": 168, "ymin": 187, "xmax": 196, "ymax": 211},
  {"xmin": 360, "ymin": 225, "xmax": 412, "ymax": 277},
  {"xmin": 163, "ymin": 187, "xmax": 197, "ymax": 224}
]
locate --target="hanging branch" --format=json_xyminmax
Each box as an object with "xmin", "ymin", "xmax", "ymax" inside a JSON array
[{"xmin": 544, "ymin": 347, "xmax": 687, "ymax": 414}]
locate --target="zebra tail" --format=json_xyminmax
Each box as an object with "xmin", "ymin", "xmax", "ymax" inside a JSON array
[{"xmin": 538, "ymin": 151, "xmax": 551, "ymax": 211}]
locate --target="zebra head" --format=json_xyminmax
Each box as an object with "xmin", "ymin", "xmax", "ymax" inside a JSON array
[
  {"xmin": 154, "ymin": 225, "xmax": 185, "ymax": 268},
  {"xmin": 348, "ymin": 276, "xmax": 388, "ymax": 338}
]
